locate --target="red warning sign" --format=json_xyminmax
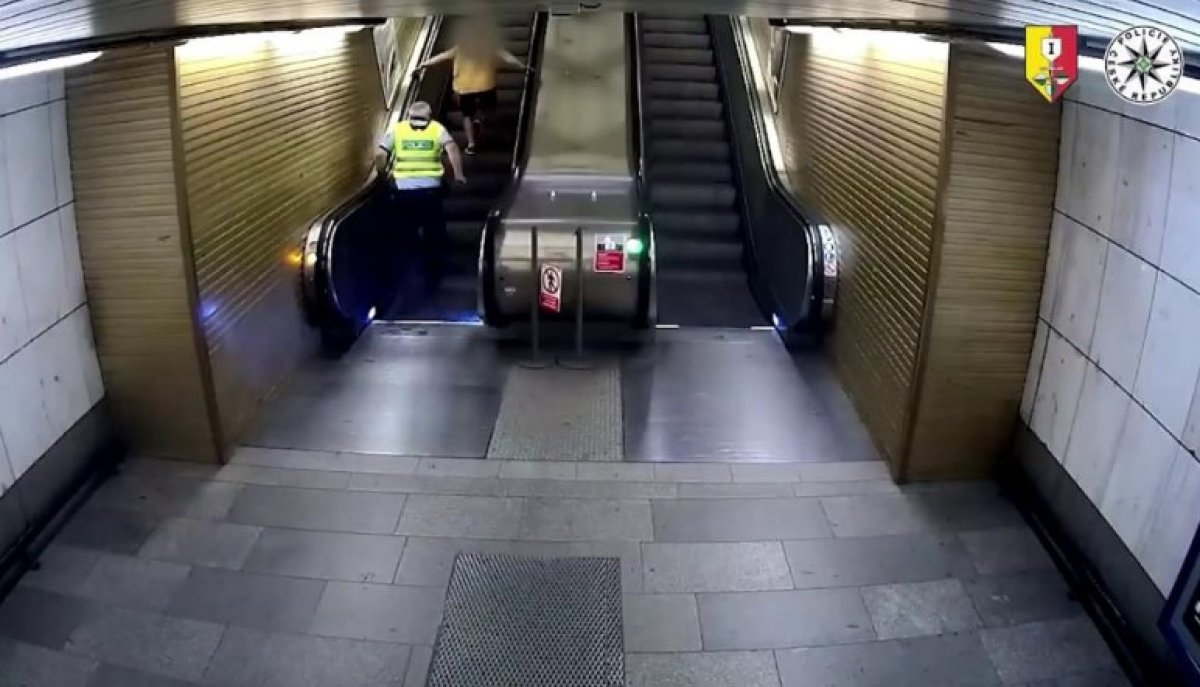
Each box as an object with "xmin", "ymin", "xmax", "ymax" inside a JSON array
[
  {"xmin": 539, "ymin": 264, "xmax": 562, "ymax": 313},
  {"xmin": 594, "ymin": 235, "xmax": 626, "ymax": 274}
]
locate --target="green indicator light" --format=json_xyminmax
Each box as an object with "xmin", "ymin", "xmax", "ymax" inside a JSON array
[{"xmin": 625, "ymin": 237, "xmax": 645, "ymax": 255}]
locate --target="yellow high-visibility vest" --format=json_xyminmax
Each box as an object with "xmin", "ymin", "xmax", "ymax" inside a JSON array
[{"xmin": 391, "ymin": 120, "xmax": 445, "ymax": 180}]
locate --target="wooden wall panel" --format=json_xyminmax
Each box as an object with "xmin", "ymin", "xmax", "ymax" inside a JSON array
[
  {"xmin": 904, "ymin": 44, "xmax": 1060, "ymax": 480},
  {"xmin": 66, "ymin": 46, "xmax": 218, "ymax": 462},
  {"xmin": 777, "ymin": 32, "xmax": 948, "ymax": 466},
  {"xmin": 174, "ymin": 30, "xmax": 384, "ymax": 448}
]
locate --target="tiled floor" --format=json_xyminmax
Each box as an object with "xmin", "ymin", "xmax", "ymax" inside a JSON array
[{"xmin": 0, "ymin": 448, "xmax": 1128, "ymax": 686}]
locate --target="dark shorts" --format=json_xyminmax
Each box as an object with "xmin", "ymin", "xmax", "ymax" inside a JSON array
[{"xmin": 458, "ymin": 89, "xmax": 498, "ymax": 119}]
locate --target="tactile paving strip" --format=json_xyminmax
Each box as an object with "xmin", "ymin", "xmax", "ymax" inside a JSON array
[
  {"xmin": 486, "ymin": 362, "xmax": 623, "ymax": 461},
  {"xmin": 426, "ymin": 553, "xmax": 624, "ymax": 687}
]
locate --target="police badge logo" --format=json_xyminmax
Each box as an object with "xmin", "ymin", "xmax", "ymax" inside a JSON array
[{"xmin": 1105, "ymin": 26, "xmax": 1184, "ymax": 104}]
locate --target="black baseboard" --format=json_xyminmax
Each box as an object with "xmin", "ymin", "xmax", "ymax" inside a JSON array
[
  {"xmin": 1002, "ymin": 422, "xmax": 1186, "ymax": 686},
  {"xmin": 0, "ymin": 400, "xmax": 122, "ymax": 597}
]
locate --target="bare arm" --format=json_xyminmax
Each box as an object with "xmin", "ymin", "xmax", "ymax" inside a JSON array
[
  {"xmin": 444, "ymin": 141, "xmax": 466, "ymax": 183},
  {"xmin": 418, "ymin": 48, "xmax": 457, "ymax": 69},
  {"xmin": 498, "ymin": 48, "xmax": 527, "ymax": 71}
]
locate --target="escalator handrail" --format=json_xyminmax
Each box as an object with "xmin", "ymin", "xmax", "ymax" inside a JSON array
[
  {"xmin": 301, "ymin": 16, "xmax": 443, "ymax": 326},
  {"xmin": 709, "ymin": 15, "xmax": 828, "ymax": 326},
  {"xmin": 479, "ymin": 12, "xmax": 549, "ymax": 326},
  {"xmin": 629, "ymin": 13, "xmax": 655, "ymax": 328}
]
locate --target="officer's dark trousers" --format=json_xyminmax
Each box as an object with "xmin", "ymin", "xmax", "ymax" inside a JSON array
[{"xmin": 394, "ymin": 186, "xmax": 447, "ymax": 287}]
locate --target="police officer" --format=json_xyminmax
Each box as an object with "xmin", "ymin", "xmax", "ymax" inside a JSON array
[{"xmin": 379, "ymin": 101, "xmax": 466, "ymax": 289}]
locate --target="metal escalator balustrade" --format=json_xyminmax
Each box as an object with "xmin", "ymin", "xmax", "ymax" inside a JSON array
[{"xmin": 636, "ymin": 14, "xmax": 766, "ymax": 328}]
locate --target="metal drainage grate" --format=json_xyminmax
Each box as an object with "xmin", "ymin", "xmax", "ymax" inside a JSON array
[{"xmin": 426, "ymin": 553, "xmax": 624, "ymax": 686}]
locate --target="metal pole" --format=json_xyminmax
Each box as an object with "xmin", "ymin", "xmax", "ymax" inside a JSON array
[
  {"xmin": 521, "ymin": 226, "xmax": 549, "ymax": 369},
  {"xmin": 560, "ymin": 226, "xmax": 590, "ymax": 370}
]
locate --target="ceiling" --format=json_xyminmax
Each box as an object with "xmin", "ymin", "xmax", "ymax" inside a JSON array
[{"xmin": 1, "ymin": 0, "xmax": 1197, "ymax": 63}]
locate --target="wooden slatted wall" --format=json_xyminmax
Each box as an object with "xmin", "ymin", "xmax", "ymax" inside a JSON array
[
  {"xmin": 904, "ymin": 44, "xmax": 1060, "ymax": 479},
  {"xmin": 174, "ymin": 30, "xmax": 384, "ymax": 448},
  {"xmin": 66, "ymin": 47, "xmax": 219, "ymax": 462},
  {"xmin": 777, "ymin": 33, "xmax": 948, "ymax": 467}
]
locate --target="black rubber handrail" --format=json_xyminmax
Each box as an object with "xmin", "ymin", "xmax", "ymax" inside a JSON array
[
  {"xmin": 628, "ymin": 13, "xmax": 654, "ymax": 329},
  {"xmin": 300, "ymin": 17, "xmax": 443, "ymax": 333},
  {"xmin": 479, "ymin": 12, "xmax": 549, "ymax": 326}
]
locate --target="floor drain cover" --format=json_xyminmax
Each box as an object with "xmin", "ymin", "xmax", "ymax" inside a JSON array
[{"xmin": 426, "ymin": 553, "xmax": 624, "ymax": 686}]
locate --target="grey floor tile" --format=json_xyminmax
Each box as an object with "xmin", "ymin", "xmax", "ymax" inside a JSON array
[
  {"xmin": 393, "ymin": 538, "xmax": 644, "ymax": 592},
  {"xmin": 497, "ymin": 460, "xmax": 578, "ymax": 480},
  {"xmin": 643, "ymin": 542, "xmax": 793, "ymax": 592},
  {"xmin": 862, "ymin": 579, "xmax": 982, "ymax": 640},
  {"xmin": 652, "ymin": 498, "xmax": 831, "ymax": 541},
  {"xmin": 139, "ymin": 517, "xmax": 261, "ymax": 569},
  {"xmin": 784, "ymin": 534, "xmax": 975, "ymax": 589},
  {"xmin": 89, "ymin": 473, "xmax": 240, "ymax": 520},
  {"xmin": 777, "ymin": 632, "xmax": 1002, "ymax": 686},
  {"xmin": 64, "ymin": 607, "xmax": 224, "ymax": 682},
  {"xmin": 403, "ymin": 645, "xmax": 432, "ymax": 687},
  {"xmin": 19, "ymin": 545, "xmax": 100, "ymax": 594},
  {"xmin": 577, "ymin": 462, "xmax": 655, "ymax": 482},
  {"xmin": 679, "ymin": 483, "xmax": 795, "ymax": 498},
  {"xmin": 0, "ymin": 637, "xmax": 96, "ymax": 687},
  {"xmin": 214, "ymin": 464, "xmax": 351, "ymax": 490},
  {"xmin": 201, "ymin": 626, "xmax": 410, "ymax": 687},
  {"xmin": 964, "ymin": 572, "xmax": 1083, "ymax": 627},
  {"xmin": 960, "ymin": 527, "xmax": 1056, "ymax": 575},
  {"xmin": 981, "ymin": 617, "xmax": 1118, "ymax": 684},
  {"xmin": 244, "ymin": 528, "xmax": 405, "ymax": 584},
  {"xmin": 76, "ymin": 554, "xmax": 190, "ymax": 613},
  {"xmin": 697, "ymin": 588, "xmax": 873, "ymax": 650},
  {"xmin": 416, "ymin": 458, "xmax": 501, "ymax": 478},
  {"xmin": 625, "ymin": 650, "xmax": 780, "ymax": 687},
  {"xmin": 623, "ymin": 594, "xmax": 702, "ymax": 652},
  {"xmin": 0, "ymin": 586, "xmax": 98, "ymax": 650},
  {"xmin": 348, "ymin": 472, "xmax": 506, "ymax": 496},
  {"xmin": 228, "ymin": 485, "xmax": 406, "ymax": 535},
  {"xmin": 519, "ymin": 497, "xmax": 653, "ymax": 541},
  {"xmin": 906, "ymin": 485, "xmax": 1023, "ymax": 532},
  {"xmin": 395, "ymin": 495, "xmax": 523, "ymax": 539},
  {"xmin": 653, "ymin": 463, "xmax": 733, "ymax": 483},
  {"xmin": 57, "ymin": 505, "xmax": 160, "ymax": 555},
  {"xmin": 339, "ymin": 452, "xmax": 421, "ymax": 475},
  {"xmin": 87, "ymin": 663, "xmax": 198, "ymax": 687},
  {"xmin": 309, "ymin": 582, "xmax": 443, "ymax": 644},
  {"xmin": 166, "ymin": 567, "xmax": 325, "ymax": 633},
  {"xmin": 122, "ymin": 458, "xmax": 220, "ymax": 480},
  {"xmin": 505, "ymin": 478, "xmax": 675, "ymax": 499},
  {"xmin": 1047, "ymin": 668, "xmax": 1132, "ymax": 686},
  {"xmin": 730, "ymin": 463, "xmax": 803, "ymax": 483},
  {"xmin": 819, "ymin": 494, "xmax": 940, "ymax": 537},
  {"xmin": 799, "ymin": 461, "xmax": 892, "ymax": 482},
  {"xmin": 793, "ymin": 480, "xmax": 901, "ymax": 497},
  {"xmin": 230, "ymin": 446, "xmax": 345, "ymax": 472}
]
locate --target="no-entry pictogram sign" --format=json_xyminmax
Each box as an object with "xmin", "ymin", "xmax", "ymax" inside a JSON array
[{"xmin": 539, "ymin": 264, "xmax": 562, "ymax": 313}]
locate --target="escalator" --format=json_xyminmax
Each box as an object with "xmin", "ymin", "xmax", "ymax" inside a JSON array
[
  {"xmin": 301, "ymin": 14, "xmax": 546, "ymax": 348},
  {"xmin": 388, "ymin": 14, "xmax": 538, "ymax": 321},
  {"xmin": 635, "ymin": 15, "xmax": 766, "ymax": 328}
]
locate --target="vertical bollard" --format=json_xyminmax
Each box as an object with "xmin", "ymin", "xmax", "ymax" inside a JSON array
[
  {"xmin": 522, "ymin": 226, "xmax": 549, "ymax": 369},
  {"xmin": 560, "ymin": 227, "xmax": 590, "ymax": 370}
]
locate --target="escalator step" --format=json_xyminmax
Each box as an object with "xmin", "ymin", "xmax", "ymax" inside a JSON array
[
  {"xmin": 647, "ymin": 98, "xmax": 722, "ymax": 120},
  {"xmin": 501, "ymin": 26, "xmax": 531, "ymax": 42},
  {"xmin": 645, "ymin": 47, "xmax": 713, "ymax": 66},
  {"xmin": 445, "ymin": 196, "xmax": 492, "ymax": 219},
  {"xmin": 654, "ymin": 238, "xmax": 744, "ymax": 270},
  {"xmin": 650, "ymin": 182, "xmax": 737, "ymax": 209},
  {"xmin": 649, "ymin": 160, "xmax": 732, "ymax": 183},
  {"xmin": 643, "ymin": 32, "xmax": 710, "ymax": 49},
  {"xmin": 650, "ymin": 139, "xmax": 729, "ymax": 162},
  {"xmin": 448, "ymin": 220, "xmax": 484, "ymax": 248},
  {"xmin": 645, "ymin": 63, "xmax": 717, "ymax": 82},
  {"xmin": 652, "ymin": 210, "xmax": 741, "ymax": 236},
  {"xmin": 646, "ymin": 79, "xmax": 719, "ymax": 100},
  {"xmin": 641, "ymin": 18, "xmax": 708, "ymax": 34},
  {"xmin": 649, "ymin": 118, "xmax": 725, "ymax": 140}
]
